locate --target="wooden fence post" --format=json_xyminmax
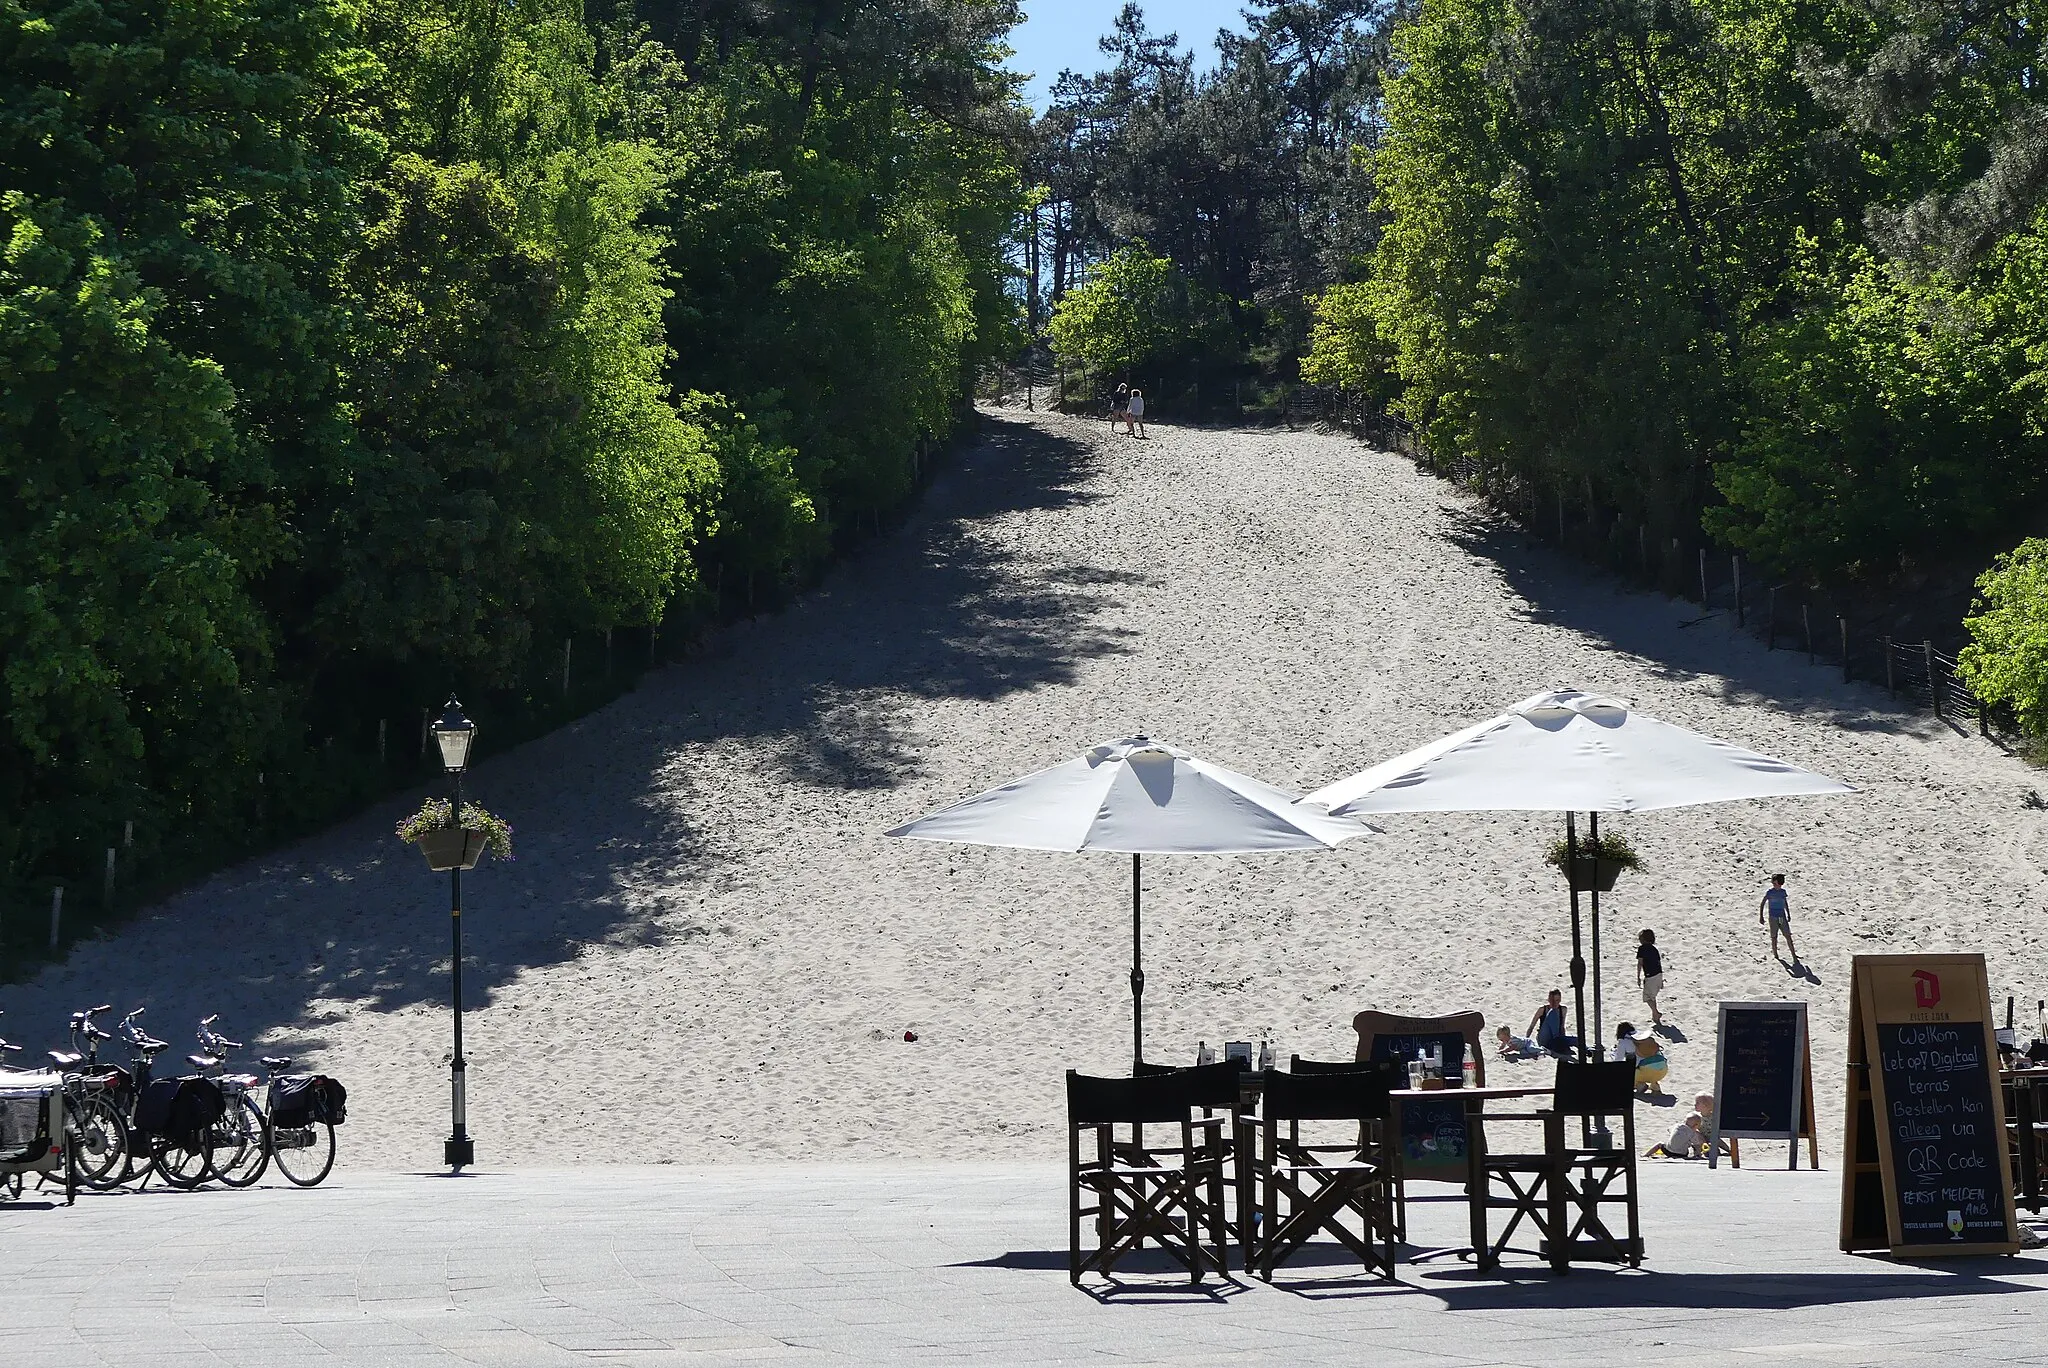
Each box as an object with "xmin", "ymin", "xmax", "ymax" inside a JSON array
[
  {"xmin": 1698, "ymin": 548, "xmax": 1708, "ymax": 605},
  {"xmin": 562, "ymin": 638, "xmax": 572, "ymax": 699},
  {"xmin": 1803, "ymin": 604, "xmax": 1813, "ymax": 663},
  {"xmin": 1840, "ymin": 617, "xmax": 1850, "ymax": 682},
  {"xmin": 1638, "ymin": 525, "xmax": 1648, "ymax": 579},
  {"xmin": 606, "ymin": 629, "xmax": 614, "ymax": 681},
  {"xmin": 1884, "ymin": 636, "xmax": 1895, "ymax": 696},
  {"xmin": 123, "ymin": 820, "xmax": 133, "ymax": 849},
  {"xmin": 378, "ymin": 718, "xmax": 387, "ymax": 765},
  {"xmin": 103, "ymin": 847, "xmax": 115, "ymax": 907},
  {"xmin": 1556, "ymin": 489, "xmax": 1566, "ymax": 546},
  {"xmin": 1733, "ymin": 556, "xmax": 1743, "ymax": 627},
  {"xmin": 1925, "ymin": 641, "xmax": 1939, "ymax": 717},
  {"xmin": 1981, "ymin": 703, "xmax": 1991, "ymax": 737},
  {"xmin": 49, "ymin": 886, "xmax": 62, "ymax": 949}
]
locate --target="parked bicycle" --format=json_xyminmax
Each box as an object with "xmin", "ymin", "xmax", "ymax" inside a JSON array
[
  {"xmin": 113, "ymin": 1008, "xmax": 219, "ymax": 1189},
  {"xmin": 190, "ymin": 1017, "xmax": 340, "ymax": 1188},
  {"xmin": 43, "ymin": 1005, "xmax": 132, "ymax": 1189}
]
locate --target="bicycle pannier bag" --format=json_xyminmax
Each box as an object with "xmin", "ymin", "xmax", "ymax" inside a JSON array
[
  {"xmin": 272, "ymin": 1074, "xmax": 346, "ymax": 1127},
  {"xmin": 270, "ymin": 1075, "xmax": 317, "ymax": 1128},
  {"xmin": 314, "ymin": 1075, "xmax": 347, "ymax": 1126},
  {"xmin": 0, "ymin": 1089, "xmax": 51, "ymax": 1162},
  {"xmin": 132, "ymin": 1077, "xmax": 181, "ymax": 1139},
  {"xmin": 137, "ymin": 1076, "xmax": 224, "ymax": 1144}
]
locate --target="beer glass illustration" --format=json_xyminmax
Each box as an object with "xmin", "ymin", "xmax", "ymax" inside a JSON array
[{"xmin": 1947, "ymin": 1210, "xmax": 1965, "ymax": 1240}]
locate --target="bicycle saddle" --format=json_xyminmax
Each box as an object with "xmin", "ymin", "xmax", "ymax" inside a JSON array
[
  {"xmin": 261, "ymin": 1056, "xmax": 293, "ymax": 1069},
  {"xmin": 47, "ymin": 1050, "xmax": 84, "ymax": 1068},
  {"xmin": 133, "ymin": 1036, "xmax": 167, "ymax": 1054},
  {"xmin": 186, "ymin": 1053, "xmax": 220, "ymax": 1070}
]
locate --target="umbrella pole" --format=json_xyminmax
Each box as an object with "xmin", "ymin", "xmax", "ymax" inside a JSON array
[
  {"xmin": 1589, "ymin": 811, "xmax": 1605, "ymax": 1050},
  {"xmin": 1587, "ymin": 812, "xmax": 1614, "ymax": 1149},
  {"xmin": 1131, "ymin": 852, "xmax": 1144, "ymax": 1070},
  {"xmin": 1566, "ymin": 813, "xmax": 1589, "ymax": 1063}
]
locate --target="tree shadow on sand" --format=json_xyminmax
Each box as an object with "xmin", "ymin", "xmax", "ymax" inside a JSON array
[
  {"xmin": 1, "ymin": 415, "xmax": 1139, "ymax": 1058},
  {"xmin": 1432, "ymin": 504, "xmax": 1955, "ymax": 739}
]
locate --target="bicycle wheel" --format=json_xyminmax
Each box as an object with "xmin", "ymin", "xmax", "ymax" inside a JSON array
[
  {"xmin": 71, "ymin": 1095, "xmax": 129, "ymax": 1190},
  {"xmin": 213, "ymin": 1094, "xmax": 268, "ymax": 1188},
  {"xmin": 270, "ymin": 1119, "xmax": 336, "ymax": 1187},
  {"xmin": 151, "ymin": 1134, "xmax": 214, "ymax": 1189}
]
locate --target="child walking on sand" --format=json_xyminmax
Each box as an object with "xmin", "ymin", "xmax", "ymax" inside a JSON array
[
  {"xmin": 1759, "ymin": 874, "xmax": 1799, "ymax": 963},
  {"xmin": 1637, "ymin": 928, "xmax": 1665, "ymax": 1027}
]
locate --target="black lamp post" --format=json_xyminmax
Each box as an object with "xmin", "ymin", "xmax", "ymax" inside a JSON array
[{"xmin": 431, "ymin": 697, "xmax": 477, "ymax": 1171}]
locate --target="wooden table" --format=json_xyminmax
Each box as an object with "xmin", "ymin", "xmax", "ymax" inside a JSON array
[{"xmin": 1389, "ymin": 1085, "xmax": 1554, "ymax": 1262}]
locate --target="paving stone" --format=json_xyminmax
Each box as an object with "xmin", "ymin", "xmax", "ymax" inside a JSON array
[{"xmin": 9, "ymin": 1162, "xmax": 2048, "ymax": 1364}]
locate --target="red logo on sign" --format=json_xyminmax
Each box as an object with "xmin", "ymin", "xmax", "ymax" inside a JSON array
[{"xmin": 1913, "ymin": 970, "xmax": 1942, "ymax": 1008}]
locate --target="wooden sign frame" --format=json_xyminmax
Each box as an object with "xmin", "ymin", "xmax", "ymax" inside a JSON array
[
  {"xmin": 1839, "ymin": 953, "xmax": 2019, "ymax": 1257},
  {"xmin": 1708, "ymin": 1001, "xmax": 1818, "ymax": 1170}
]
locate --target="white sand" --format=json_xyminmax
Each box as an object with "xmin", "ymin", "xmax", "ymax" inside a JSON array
[{"xmin": 10, "ymin": 408, "xmax": 2046, "ymax": 1165}]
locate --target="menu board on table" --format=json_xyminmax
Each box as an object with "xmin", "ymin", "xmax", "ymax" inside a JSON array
[
  {"xmin": 1839, "ymin": 954, "xmax": 2018, "ymax": 1256},
  {"xmin": 1353, "ymin": 1011, "xmax": 1485, "ymax": 1182},
  {"xmin": 1708, "ymin": 1002, "xmax": 1817, "ymax": 1169}
]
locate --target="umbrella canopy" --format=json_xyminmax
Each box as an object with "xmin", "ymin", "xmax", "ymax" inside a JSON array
[
  {"xmin": 1303, "ymin": 689, "xmax": 1851, "ymax": 1062},
  {"xmin": 891, "ymin": 736, "xmax": 1370, "ymax": 853},
  {"xmin": 1307, "ymin": 689, "xmax": 1853, "ymax": 817},
  {"xmin": 889, "ymin": 737, "xmax": 1371, "ymax": 1064}
]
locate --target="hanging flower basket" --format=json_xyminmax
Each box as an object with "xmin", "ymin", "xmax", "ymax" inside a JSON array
[
  {"xmin": 416, "ymin": 826, "xmax": 489, "ymax": 872},
  {"xmin": 1544, "ymin": 831, "xmax": 1640, "ymax": 893},
  {"xmin": 396, "ymin": 799, "xmax": 513, "ymax": 872},
  {"xmin": 1564, "ymin": 856, "xmax": 1625, "ymax": 893}
]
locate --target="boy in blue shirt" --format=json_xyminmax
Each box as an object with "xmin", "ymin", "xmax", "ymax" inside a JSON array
[{"xmin": 1758, "ymin": 874, "xmax": 1798, "ymax": 963}]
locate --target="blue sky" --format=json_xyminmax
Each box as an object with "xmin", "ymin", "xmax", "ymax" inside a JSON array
[{"xmin": 1007, "ymin": 0, "xmax": 1249, "ymax": 109}]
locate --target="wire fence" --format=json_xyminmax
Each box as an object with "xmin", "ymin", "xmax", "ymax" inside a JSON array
[{"xmin": 1312, "ymin": 395, "xmax": 2022, "ymax": 748}]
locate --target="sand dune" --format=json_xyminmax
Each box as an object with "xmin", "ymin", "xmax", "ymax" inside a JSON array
[{"xmin": 8, "ymin": 407, "xmax": 2044, "ymax": 1166}]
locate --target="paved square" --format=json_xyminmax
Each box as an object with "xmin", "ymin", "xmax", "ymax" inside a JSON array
[{"xmin": 5, "ymin": 1160, "xmax": 2047, "ymax": 1365}]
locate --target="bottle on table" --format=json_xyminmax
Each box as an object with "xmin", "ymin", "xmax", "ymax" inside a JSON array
[{"xmin": 1461, "ymin": 1042, "xmax": 1478, "ymax": 1089}]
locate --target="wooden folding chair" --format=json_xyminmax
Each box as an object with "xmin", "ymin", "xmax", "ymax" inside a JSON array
[
  {"xmin": 1134, "ymin": 1058, "xmax": 1250, "ymax": 1246},
  {"xmin": 1067, "ymin": 1063, "xmax": 1237, "ymax": 1284},
  {"xmin": 1478, "ymin": 1060, "xmax": 1641, "ymax": 1272},
  {"xmin": 1248, "ymin": 1067, "xmax": 1398, "ymax": 1280}
]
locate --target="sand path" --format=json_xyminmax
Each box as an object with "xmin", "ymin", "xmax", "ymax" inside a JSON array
[{"xmin": 9, "ymin": 408, "xmax": 2046, "ymax": 1164}]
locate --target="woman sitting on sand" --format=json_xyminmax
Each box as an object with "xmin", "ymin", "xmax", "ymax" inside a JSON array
[{"xmin": 1614, "ymin": 1022, "xmax": 1669, "ymax": 1095}]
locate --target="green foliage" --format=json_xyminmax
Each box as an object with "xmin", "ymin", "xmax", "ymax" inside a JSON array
[
  {"xmin": 1300, "ymin": 281, "xmax": 1394, "ymax": 403},
  {"xmin": 396, "ymin": 798, "xmax": 515, "ymax": 860},
  {"xmin": 1961, "ymin": 540, "xmax": 2048, "ymax": 736},
  {"xmin": 0, "ymin": 0, "xmax": 1027, "ymax": 921},
  {"xmin": 1708, "ymin": 236, "xmax": 2045, "ymax": 579},
  {"xmin": 1544, "ymin": 830, "xmax": 1642, "ymax": 876},
  {"xmin": 1046, "ymin": 244, "xmax": 1228, "ymax": 387}
]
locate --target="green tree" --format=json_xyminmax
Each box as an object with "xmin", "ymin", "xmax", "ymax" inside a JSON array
[
  {"xmin": 1046, "ymin": 243, "xmax": 1225, "ymax": 387},
  {"xmin": 1961, "ymin": 539, "xmax": 2048, "ymax": 735},
  {"xmin": 0, "ymin": 195, "xmax": 273, "ymax": 883}
]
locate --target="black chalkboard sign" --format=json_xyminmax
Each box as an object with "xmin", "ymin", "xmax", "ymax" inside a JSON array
[
  {"xmin": 1369, "ymin": 1031, "xmax": 1470, "ymax": 1179},
  {"xmin": 1716, "ymin": 1005, "xmax": 1803, "ymax": 1133},
  {"xmin": 1873, "ymin": 1019, "xmax": 2011, "ymax": 1246}
]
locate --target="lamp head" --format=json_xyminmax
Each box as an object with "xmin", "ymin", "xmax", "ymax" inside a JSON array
[{"xmin": 432, "ymin": 698, "xmax": 476, "ymax": 774}]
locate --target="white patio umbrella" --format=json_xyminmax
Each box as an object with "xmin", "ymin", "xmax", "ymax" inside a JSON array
[
  {"xmin": 888, "ymin": 736, "xmax": 1372, "ymax": 1067},
  {"xmin": 1305, "ymin": 690, "xmax": 1852, "ymax": 1054}
]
